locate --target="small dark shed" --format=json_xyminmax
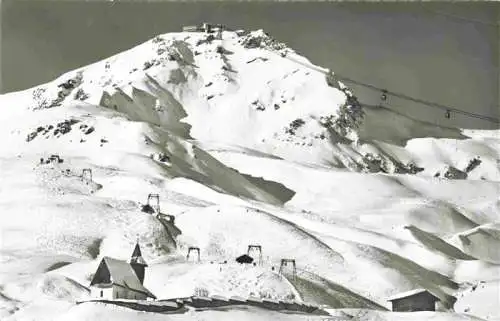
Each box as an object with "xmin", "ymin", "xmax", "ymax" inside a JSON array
[
  {"xmin": 387, "ymin": 289, "xmax": 440, "ymax": 312},
  {"xmin": 235, "ymin": 254, "xmax": 254, "ymax": 264}
]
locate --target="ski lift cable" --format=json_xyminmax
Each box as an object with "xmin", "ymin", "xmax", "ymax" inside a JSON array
[
  {"xmin": 269, "ymin": 48, "xmax": 500, "ymax": 124},
  {"xmin": 334, "ymin": 74, "xmax": 500, "ymax": 124},
  {"xmin": 418, "ymin": 3, "xmax": 500, "ymax": 27}
]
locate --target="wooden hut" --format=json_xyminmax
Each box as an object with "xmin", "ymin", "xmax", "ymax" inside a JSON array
[
  {"xmin": 235, "ymin": 254, "xmax": 254, "ymax": 264},
  {"xmin": 387, "ymin": 288, "xmax": 440, "ymax": 312}
]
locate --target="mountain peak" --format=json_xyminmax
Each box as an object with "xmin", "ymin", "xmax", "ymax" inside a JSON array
[{"xmin": 2, "ymin": 26, "xmax": 496, "ymax": 179}]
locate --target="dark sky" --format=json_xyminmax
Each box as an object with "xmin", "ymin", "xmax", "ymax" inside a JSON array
[{"xmin": 1, "ymin": 1, "xmax": 499, "ymax": 129}]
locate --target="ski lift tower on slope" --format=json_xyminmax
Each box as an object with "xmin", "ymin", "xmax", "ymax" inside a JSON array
[
  {"xmin": 147, "ymin": 193, "xmax": 160, "ymax": 214},
  {"xmin": 81, "ymin": 168, "xmax": 92, "ymax": 183},
  {"xmin": 247, "ymin": 245, "xmax": 263, "ymax": 265},
  {"xmin": 216, "ymin": 24, "xmax": 224, "ymax": 40},
  {"xmin": 187, "ymin": 247, "xmax": 200, "ymax": 262},
  {"xmin": 278, "ymin": 259, "xmax": 297, "ymax": 281}
]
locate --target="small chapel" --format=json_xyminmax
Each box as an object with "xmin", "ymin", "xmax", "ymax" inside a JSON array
[{"xmin": 89, "ymin": 243, "xmax": 156, "ymax": 300}]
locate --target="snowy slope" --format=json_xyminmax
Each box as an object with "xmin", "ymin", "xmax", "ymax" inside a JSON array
[{"xmin": 0, "ymin": 27, "xmax": 499, "ymax": 321}]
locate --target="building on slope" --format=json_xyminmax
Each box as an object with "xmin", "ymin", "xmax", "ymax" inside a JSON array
[
  {"xmin": 182, "ymin": 23, "xmax": 226, "ymax": 34},
  {"xmin": 387, "ymin": 289, "xmax": 440, "ymax": 312},
  {"xmin": 235, "ymin": 254, "xmax": 254, "ymax": 264},
  {"xmin": 89, "ymin": 243, "xmax": 156, "ymax": 300},
  {"xmin": 182, "ymin": 22, "xmax": 212, "ymax": 33}
]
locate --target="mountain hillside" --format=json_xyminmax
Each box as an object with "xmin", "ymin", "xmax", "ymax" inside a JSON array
[{"xmin": 0, "ymin": 27, "xmax": 499, "ymax": 321}]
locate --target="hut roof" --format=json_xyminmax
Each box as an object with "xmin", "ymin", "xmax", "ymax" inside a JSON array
[
  {"xmin": 387, "ymin": 288, "xmax": 439, "ymax": 302},
  {"xmin": 235, "ymin": 254, "xmax": 254, "ymax": 264},
  {"xmin": 183, "ymin": 25, "xmax": 200, "ymax": 31}
]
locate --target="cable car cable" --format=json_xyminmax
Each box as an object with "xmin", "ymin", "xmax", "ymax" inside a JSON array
[{"xmin": 334, "ymin": 74, "xmax": 500, "ymax": 124}]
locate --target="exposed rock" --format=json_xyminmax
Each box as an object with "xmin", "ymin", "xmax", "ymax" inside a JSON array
[
  {"xmin": 74, "ymin": 88, "xmax": 89, "ymax": 101},
  {"xmin": 465, "ymin": 157, "xmax": 481, "ymax": 173},
  {"xmin": 285, "ymin": 119, "xmax": 305, "ymax": 136},
  {"xmin": 158, "ymin": 153, "xmax": 170, "ymax": 162},
  {"xmin": 361, "ymin": 153, "xmax": 387, "ymax": 173},
  {"xmin": 405, "ymin": 162, "xmax": 425, "ymax": 174},
  {"xmin": 143, "ymin": 61, "xmax": 154, "ymax": 70},
  {"xmin": 252, "ymin": 100, "xmax": 265, "ymax": 111},
  {"xmin": 84, "ymin": 127, "xmax": 95, "ymax": 135},
  {"xmin": 196, "ymin": 34, "xmax": 215, "ymax": 46},
  {"xmin": 444, "ymin": 166, "xmax": 468, "ymax": 180},
  {"xmin": 49, "ymin": 72, "xmax": 84, "ymax": 107},
  {"xmin": 240, "ymin": 31, "xmax": 287, "ymax": 51},
  {"xmin": 31, "ymin": 87, "xmax": 49, "ymax": 110},
  {"xmin": 26, "ymin": 132, "xmax": 38, "ymax": 142}
]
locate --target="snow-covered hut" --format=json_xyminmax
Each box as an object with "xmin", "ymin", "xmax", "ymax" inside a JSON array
[
  {"xmin": 235, "ymin": 254, "xmax": 254, "ymax": 264},
  {"xmin": 387, "ymin": 288, "xmax": 440, "ymax": 312},
  {"xmin": 182, "ymin": 25, "xmax": 201, "ymax": 32},
  {"xmin": 182, "ymin": 22, "xmax": 219, "ymax": 33}
]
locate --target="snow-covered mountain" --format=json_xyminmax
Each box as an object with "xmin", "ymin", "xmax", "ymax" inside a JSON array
[{"xmin": 0, "ymin": 27, "xmax": 499, "ymax": 321}]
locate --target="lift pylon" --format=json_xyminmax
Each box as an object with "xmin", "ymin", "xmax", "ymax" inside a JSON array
[
  {"xmin": 147, "ymin": 193, "xmax": 160, "ymax": 213},
  {"xmin": 247, "ymin": 244, "xmax": 263, "ymax": 265},
  {"xmin": 278, "ymin": 258, "xmax": 297, "ymax": 280},
  {"xmin": 187, "ymin": 247, "xmax": 200, "ymax": 262},
  {"xmin": 82, "ymin": 168, "xmax": 92, "ymax": 182}
]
